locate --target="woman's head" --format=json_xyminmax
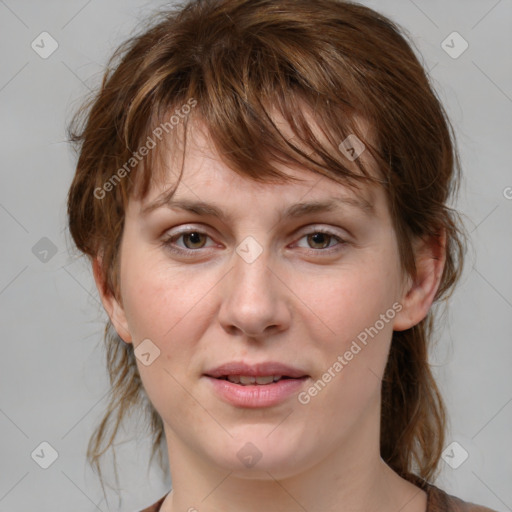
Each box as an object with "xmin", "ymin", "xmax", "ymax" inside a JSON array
[{"xmin": 67, "ymin": 0, "xmax": 465, "ymax": 491}]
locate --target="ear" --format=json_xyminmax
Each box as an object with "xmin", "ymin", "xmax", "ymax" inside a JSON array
[
  {"xmin": 393, "ymin": 230, "xmax": 446, "ymax": 331},
  {"xmin": 92, "ymin": 256, "xmax": 133, "ymax": 343}
]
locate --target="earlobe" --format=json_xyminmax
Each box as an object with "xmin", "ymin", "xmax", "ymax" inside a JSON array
[
  {"xmin": 92, "ymin": 256, "xmax": 133, "ymax": 343},
  {"xmin": 393, "ymin": 231, "xmax": 446, "ymax": 332}
]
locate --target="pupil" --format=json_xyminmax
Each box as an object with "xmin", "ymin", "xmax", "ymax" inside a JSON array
[
  {"xmin": 186, "ymin": 232, "xmax": 204, "ymax": 248},
  {"xmin": 309, "ymin": 233, "xmax": 329, "ymax": 248}
]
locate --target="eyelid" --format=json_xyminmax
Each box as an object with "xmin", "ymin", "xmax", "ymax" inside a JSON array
[{"xmin": 295, "ymin": 224, "xmax": 347, "ymax": 238}]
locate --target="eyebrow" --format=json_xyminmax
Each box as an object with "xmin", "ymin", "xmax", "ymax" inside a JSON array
[{"xmin": 141, "ymin": 193, "xmax": 374, "ymax": 221}]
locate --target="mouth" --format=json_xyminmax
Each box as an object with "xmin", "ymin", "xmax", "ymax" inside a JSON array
[
  {"xmin": 214, "ymin": 375, "xmax": 306, "ymax": 386},
  {"xmin": 203, "ymin": 368, "xmax": 310, "ymax": 408},
  {"xmin": 204, "ymin": 361, "xmax": 309, "ymax": 382}
]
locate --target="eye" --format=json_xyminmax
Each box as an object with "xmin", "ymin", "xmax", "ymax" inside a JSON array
[
  {"xmin": 161, "ymin": 229, "xmax": 216, "ymax": 254},
  {"xmin": 161, "ymin": 227, "xmax": 347, "ymax": 257},
  {"xmin": 294, "ymin": 229, "xmax": 346, "ymax": 252}
]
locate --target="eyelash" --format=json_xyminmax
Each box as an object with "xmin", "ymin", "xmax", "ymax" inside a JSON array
[{"xmin": 161, "ymin": 227, "xmax": 347, "ymax": 256}]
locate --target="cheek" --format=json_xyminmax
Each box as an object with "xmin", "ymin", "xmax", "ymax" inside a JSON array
[
  {"xmin": 119, "ymin": 250, "xmax": 217, "ymax": 343},
  {"xmin": 290, "ymin": 256, "xmax": 400, "ymax": 343},
  {"xmin": 290, "ymin": 252, "xmax": 399, "ymax": 399},
  {"xmin": 118, "ymin": 251, "xmax": 215, "ymax": 423},
  {"xmin": 298, "ymin": 302, "xmax": 395, "ymax": 441}
]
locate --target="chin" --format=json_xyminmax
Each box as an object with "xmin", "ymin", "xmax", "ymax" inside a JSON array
[{"xmin": 206, "ymin": 435, "xmax": 312, "ymax": 479}]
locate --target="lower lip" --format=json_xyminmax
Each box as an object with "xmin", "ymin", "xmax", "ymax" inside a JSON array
[{"xmin": 204, "ymin": 376, "xmax": 309, "ymax": 408}]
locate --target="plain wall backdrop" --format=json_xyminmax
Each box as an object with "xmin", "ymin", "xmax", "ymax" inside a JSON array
[{"xmin": 0, "ymin": 0, "xmax": 511, "ymax": 511}]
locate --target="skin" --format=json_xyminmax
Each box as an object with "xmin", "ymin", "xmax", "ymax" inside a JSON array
[{"xmin": 94, "ymin": 117, "xmax": 445, "ymax": 512}]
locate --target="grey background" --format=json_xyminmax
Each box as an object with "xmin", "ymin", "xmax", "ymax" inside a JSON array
[{"xmin": 0, "ymin": 0, "xmax": 511, "ymax": 511}]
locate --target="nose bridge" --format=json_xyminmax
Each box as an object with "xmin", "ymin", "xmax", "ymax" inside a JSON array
[
  {"xmin": 233, "ymin": 243, "xmax": 272, "ymax": 295},
  {"xmin": 218, "ymin": 237, "xmax": 289, "ymax": 336},
  {"xmin": 230, "ymin": 240, "xmax": 275, "ymax": 309}
]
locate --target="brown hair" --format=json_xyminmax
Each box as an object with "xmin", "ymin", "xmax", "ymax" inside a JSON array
[{"xmin": 67, "ymin": 0, "xmax": 466, "ymax": 494}]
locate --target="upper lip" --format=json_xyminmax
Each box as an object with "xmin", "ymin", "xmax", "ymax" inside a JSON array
[{"xmin": 204, "ymin": 361, "xmax": 309, "ymax": 379}]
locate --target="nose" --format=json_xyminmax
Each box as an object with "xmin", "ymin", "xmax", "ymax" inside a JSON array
[{"xmin": 218, "ymin": 246, "xmax": 291, "ymax": 339}]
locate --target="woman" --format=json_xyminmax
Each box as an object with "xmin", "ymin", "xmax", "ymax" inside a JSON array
[{"xmin": 66, "ymin": 0, "xmax": 497, "ymax": 510}]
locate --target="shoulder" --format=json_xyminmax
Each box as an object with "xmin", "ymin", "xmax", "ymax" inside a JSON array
[{"xmin": 425, "ymin": 482, "xmax": 498, "ymax": 512}]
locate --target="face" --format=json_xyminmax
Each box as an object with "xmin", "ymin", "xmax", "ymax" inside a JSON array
[{"xmin": 99, "ymin": 119, "xmax": 435, "ymax": 480}]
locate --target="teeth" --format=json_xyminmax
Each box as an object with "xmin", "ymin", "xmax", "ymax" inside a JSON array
[
  {"xmin": 254, "ymin": 375, "xmax": 276, "ymax": 385},
  {"xmin": 226, "ymin": 375, "xmax": 283, "ymax": 385}
]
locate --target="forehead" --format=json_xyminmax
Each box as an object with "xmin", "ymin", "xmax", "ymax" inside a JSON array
[
  {"xmin": 137, "ymin": 142, "xmax": 385, "ymax": 231},
  {"xmin": 135, "ymin": 105, "xmax": 383, "ymax": 217}
]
